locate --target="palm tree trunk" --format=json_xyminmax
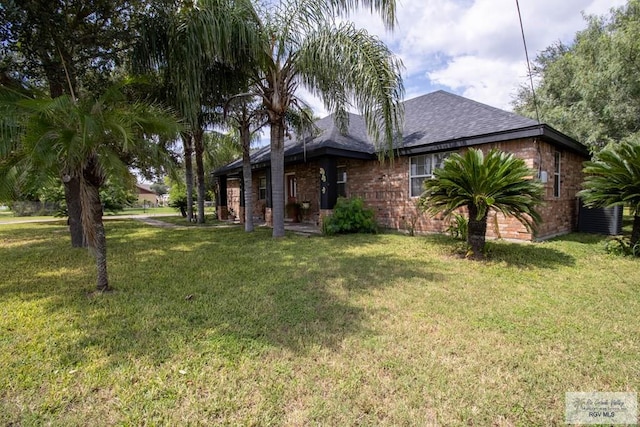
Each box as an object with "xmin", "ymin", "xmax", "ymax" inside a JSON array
[
  {"xmin": 81, "ymin": 164, "xmax": 109, "ymax": 292},
  {"xmin": 63, "ymin": 176, "xmax": 85, "ymax": 247},
  {"xmin": 467, "ymin": 204, "xmax": 488, "ymax": 258},
  {"xmin": 270, "ymin": 122, "xmax": 286, "ymax": 238},
  {"xmin": 631, "ymin": 214, "xmax": 640, "ymax": 247},
  {"xmin": 241, "ymin": 126, "xmax": 254, "ymax": 232},
  {"xmin": 90, "ymin": 189, "xmax": 109, "ymax": 292},
  {"xmin": 183, "ymin": 134, "xmax": 194, "ymax": 222},
  {"xmin": 194, "ymin": 129, "xmax": 206, "ymax": 224}
]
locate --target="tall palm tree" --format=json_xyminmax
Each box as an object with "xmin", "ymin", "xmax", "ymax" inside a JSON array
[
  {"xmin": 249, "ymin": 0, "xmax": 404, "ymax": 237},
  {"xmin": 0, "ymin": 84, "xmax": 180, "ymax": 291},
  {"xmin": 132, "ymin": 0, "xmax": 260, "ymax": 224},
  {"xmin": 224, "ymin": 96, "xmax": 267, "ymax": 232},
  {"xmin": 579, "ymin": 139, "xmax": 640, "ymax": 246},
  {"xmin": 420, "ymin": 148, "xmax": 544, "ymax": 258}
]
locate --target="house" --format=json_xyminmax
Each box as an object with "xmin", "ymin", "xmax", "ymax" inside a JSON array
[
  {"xmin": 214, "ymin": 90, "xmax": 589, "ymax": 240},
  {"xmin": 135, "ymin": 183, "xmax": 158, "ymax": 207}
]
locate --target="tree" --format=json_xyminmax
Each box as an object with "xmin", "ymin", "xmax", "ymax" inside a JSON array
[
  {"xmin": 0, "ymin": 83, "xmax": 180, "ymax": 291},
  {"xmin": 223, "ymin": 96, "xmax": 315, "ymax": 232},
  {"xmin": 513, "ymin": 1, "xmax": 640, "ymax": 151},
  {"xmin": 419, "ymin": 149, "xmax": 544, "ymax": 258},
  {"xmin": 37, "ymin": 180, "xmax": 138, "ymax": 216},
  {"xmin": 248, "ymin": 0, "xmax": 403, "ymax": 237},
  {"xmin": 132, "ymin": 1, "xmax": 259, "ymax": 224},
  {"xmin": 579, "ymin": 138, "xmax": 640, "ymax": 247},
  {"xmin": 1, "ymin": 0, "xmax": 170, "ymax": 245},
  {"xmin": 224, "ymin": 97, "xmax": 266, "ymax": 232}
]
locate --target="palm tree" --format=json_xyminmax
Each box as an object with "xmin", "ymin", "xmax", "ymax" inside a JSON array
[
  {"xmin": 0, "ymin": 84, "xmax": 180, "ymax": 291},
  {"xmin": 224, "ymin": 96, "xmax": 267, "ymax": 232},
  {"xmin": 133, "ymin": 0, "xmax": 401, "ymax": 235},
  {"xmin": 579, "ymin": 139, "xmax": 640, "ymax": 246},
  {"xmin": 419, "ymin": 148, "xmax": 544, "ymax": 258},
  {"xmin": 248, "ymin": 0, "xmax": 404, "ymax": 237},
  {"xmin": 132, "ymin": 0, "xmax": 260, "ymax": 224}
]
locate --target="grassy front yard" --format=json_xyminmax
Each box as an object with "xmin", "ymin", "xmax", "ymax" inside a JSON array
[{"xmin": 0, "ymin": 220, "xmax": 638, "ymax": 425}]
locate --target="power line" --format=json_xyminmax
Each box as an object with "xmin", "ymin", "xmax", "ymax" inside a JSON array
[{"xmin": 515, "ymin": 0, "xmax": 541, "ymax": 124}]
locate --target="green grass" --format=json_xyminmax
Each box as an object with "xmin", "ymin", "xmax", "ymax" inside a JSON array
[{"xmin": 0, "ymin": 221, "xmax": 638, "ymax": 425}]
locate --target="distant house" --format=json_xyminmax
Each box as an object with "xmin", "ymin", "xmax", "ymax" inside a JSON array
[
  {"xmin": 135, "ymin": 184, "xmax": 157, "ymax": 207},
  {"xmin": 214, "ymin": 91, "xmax": 589, "ymax": 240}
]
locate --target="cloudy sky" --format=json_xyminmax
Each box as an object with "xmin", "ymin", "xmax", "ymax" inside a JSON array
[{"xmin": 300, "ymin": 0, "xmax": 627, "ymax": 116}]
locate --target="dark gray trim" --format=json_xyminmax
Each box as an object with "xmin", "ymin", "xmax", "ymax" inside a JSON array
[
  {"xmin": 397, "ymin": 125, "xmax": 589, "ymax": 157},
  {"xmin": 213, "ymin": 91, "xmax": 590, "ymax": 177}
]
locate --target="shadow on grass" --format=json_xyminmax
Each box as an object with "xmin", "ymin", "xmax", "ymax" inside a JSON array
[
  {"xmin": 547, "ymin": 232, "xmax": 609, "ymax": 245},
  {"xmin": 1, "ymin": 220, "xmax": 434, "ymax": 369},
  {"xmin": 407, "ymin": 232, "xmax": 577, "ymax": 270},
  {"xmin": 485, "ymin": 241, "xmax": 575, "ymax": 269}
]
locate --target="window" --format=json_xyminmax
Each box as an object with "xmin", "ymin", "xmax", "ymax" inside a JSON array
[
  {"xmin": 259, "ymin": 176, "xmax": 267, "ymax": 200},
  {"xmin": 553, "ymin": 151, "xmax": 561, "ymax": 198},
  {"xmin": 410, "ymin": 152, "xmax": 452, "ymax": 197},
  {"xmin": 287, "ymin": 174, "xmax": 297, "ymax": 200},
  {"xmin": 337, "ymin": 166, "xmax": 347, "ymax": 197}
]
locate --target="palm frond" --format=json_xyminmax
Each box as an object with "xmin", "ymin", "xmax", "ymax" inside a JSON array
[
  {"xmin": 421, "ymin": 148, "xmax": 544, "ymax": 232},
  {"xmin": 296, "ymin": 21, "xmax": 404, "ymax": 157},
  {"xmin": 579, "ymin": 138, "xmax": 640, "ymax": 215}
]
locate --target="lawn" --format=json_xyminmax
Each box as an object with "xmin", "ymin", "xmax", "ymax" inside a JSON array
[{"xmin": 0, "ymin": 220, "xmax": 638, "ymax": 425}]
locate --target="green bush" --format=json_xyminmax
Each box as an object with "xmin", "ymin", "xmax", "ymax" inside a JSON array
[
  {"xmin": 322, "ymin": 197, "xmax": 377, "ymax": 235},
  {"xmin": 604, "ymin": 236, "xmax": 640, "ymax": 257},
  {"xmin": 446, "ymin": 213, "xmax": 468, "ymax": 240}
]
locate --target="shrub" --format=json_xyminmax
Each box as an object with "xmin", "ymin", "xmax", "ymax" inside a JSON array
[
  {"xmin": 322, "ymin": 197, "xmax": 377, "ymax": 235},
  {"xmin": 604, "ymin": 236, "xmax": 640, "ymax": 257},
  {"xmin": 446, "ymin": 213, "xmax": 468, "ymax": 240}
]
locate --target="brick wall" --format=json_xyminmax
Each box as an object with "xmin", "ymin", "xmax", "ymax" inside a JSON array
[
  {"xmin": 226, "ymin": 178, "xmax": 241, "ymax": 220},
  {"xmin": 328, "ymin": 138, "xmax": 585, "ymax": 241},
  {"xmin": 228, "ymin": 137, "xmax": 586, "ymax": 241}
]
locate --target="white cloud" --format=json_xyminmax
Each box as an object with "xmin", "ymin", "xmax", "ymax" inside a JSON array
[
  {"xmin": 427, "ymin": 55, "xmax": 526, "ymax": 108},
  {"xmin": 342, "ymin": 0, "xmax": 628, "ymax": 111}
]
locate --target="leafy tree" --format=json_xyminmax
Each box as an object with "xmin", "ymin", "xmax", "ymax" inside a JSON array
[
  {"xmin": 579, "ymin": 138, "xmax": 640, "ymax": 247},
  {"xmin": 224, "ymin": 97, "xmax": 266, "ymax": 232},
  {"xmin": 419, "ymin": 149, "xmax": 544, "ymax": 258},
  {"xmin": 247, "ymin": 0, "xmax": 404, "ymax": 237},
  {"xmin": 0, "ymin": 83, "xmax": 180, "ymax": 291},
  {"xmin": 202, "ymin": 130, "xmax": 242, "ymax": 219},
  {"xmin": 150, "ymin": 181, "xmax": 169, "ymax": 198},
  {"xmin": 1, "ymin": 0, "xmax": 176, "ymax": 245},
  {"xmin": 513, "ymin": 1, "xmax": 640, "ymax": 150},
  {"xmin": 37, "ymin": 180, "xmax": 138, "ymax": 216},
  {"xmin": 167, "ymin": 175, "xmax": 190, "ymax": 217},
  {"xmin": 224, "ymin": 96, "xmax": 315, "ymax": 232}
]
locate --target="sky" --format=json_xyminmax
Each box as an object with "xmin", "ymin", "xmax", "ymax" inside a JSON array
[{"xmin": 298, "ymin": 0, "xmax": 627, "ymax": 117}]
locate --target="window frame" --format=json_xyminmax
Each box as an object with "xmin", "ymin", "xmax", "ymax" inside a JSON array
[
  {"xmin": 337, "ymin": 166, "xmax": 347, "ymax": 198},
  {"xmin": 258, "ymin": 176, "xmax": 267, "ymax": 200},
  {"xmin": 409, "ymin": 152, "xmax": 452, "ymax": 198},
  {"xmin": 553, "ymin": 151, "xmax": 561, "ymax": 198}
]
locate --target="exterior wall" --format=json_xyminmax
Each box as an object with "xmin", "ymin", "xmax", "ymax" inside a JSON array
[
  {"xmin": 226, "ymin": 178, "xmax": 241, "ymax": 220},
  {"xmin": 253, "ymin": 162, "xmax": 323, "ymax": 224},
  {"xmin": 233, "ymin": 137, "xmax": 586, "ymax": 240},
  {"xmin": 136, "ymin": 191, "xmax": 157, "ymax": 207}
]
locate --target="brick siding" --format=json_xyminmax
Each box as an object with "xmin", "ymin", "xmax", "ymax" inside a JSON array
[{"xmin": 222, "ymin": 137, "xmax": 586, "ymax": 241}]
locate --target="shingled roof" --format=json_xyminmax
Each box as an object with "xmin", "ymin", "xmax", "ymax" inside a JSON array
[{"xmin": 214, "ymin": 90, "xmax": 588, "ymax": 175}]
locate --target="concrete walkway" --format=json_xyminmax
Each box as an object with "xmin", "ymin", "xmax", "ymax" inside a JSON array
[{"xmin": 1, "ymin": 214, "xmax": 322, "ymax": 236}]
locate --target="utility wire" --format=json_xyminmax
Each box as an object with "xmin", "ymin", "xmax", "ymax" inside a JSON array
[{"xmin": 515, "ymin": 0, "xmax": 541, "ymax": 124}]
